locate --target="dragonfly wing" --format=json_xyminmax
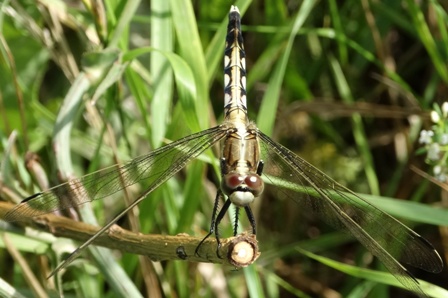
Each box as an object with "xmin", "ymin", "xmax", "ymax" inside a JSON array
[
  {"xmin": 5, "ymin": 126, "xmax": 227, "ymax": 221},
  {"xmin": 258, "ymin": 131, "xmax": 442, "ymax": 296}
]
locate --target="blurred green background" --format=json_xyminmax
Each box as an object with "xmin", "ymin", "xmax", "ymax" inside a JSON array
[{"xmin": 1, "ymin": 0, "xmax": 447, "ymax": 297}]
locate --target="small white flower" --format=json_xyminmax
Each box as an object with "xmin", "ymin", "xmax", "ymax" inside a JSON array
[
  {"xmin": 427, "ymin": 143, "xmax": 440, "ymax": 160},
  {"xmin": 431, "ymin": 111, "xmax": 440, "ymax": 123},
  {"xmin": 441, "ymin": 134, "xmax": 448, "ymax": 145},
  {"xmin": 436, "ymin": 173, "xmax": 447, "ymax": 182},
  {"xmin": 442, "ymin": 102, "xmax": 448, "ymax": 117},
  {"xmin": 419, "ymin": 130, "xmax": 434, "ymax": 144},
  {"xmin": 434, "ymin": 165, "xmax": 442, "ymax": 175}
]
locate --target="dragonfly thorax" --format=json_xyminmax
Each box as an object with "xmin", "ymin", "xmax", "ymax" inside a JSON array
[{"xmin": 221, "ymin": 172, "xmax": 264, "ymax": 207}]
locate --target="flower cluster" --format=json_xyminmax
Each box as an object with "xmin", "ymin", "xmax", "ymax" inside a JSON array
[{"xmin": 418, "ymin": 102, "xmax": 448, "ymax": 182}]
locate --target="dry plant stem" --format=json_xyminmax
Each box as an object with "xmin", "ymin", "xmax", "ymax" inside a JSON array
[
  {"xmin": 0, "ymin": 202, "xmax": 259, "ymax": 267},
  {"xmin": 3, "ymin": 234, "xmax": 48, "ymax": 298}
]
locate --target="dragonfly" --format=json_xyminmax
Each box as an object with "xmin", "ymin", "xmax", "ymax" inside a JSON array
[{"xmin": 5, "ymin": 5, "xmax": 443, "ymax": 297}]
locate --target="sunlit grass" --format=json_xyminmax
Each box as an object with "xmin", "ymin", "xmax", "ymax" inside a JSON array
[{"xmin": 0, "ymin": 0, "xmax": 447, "ymax": 297}]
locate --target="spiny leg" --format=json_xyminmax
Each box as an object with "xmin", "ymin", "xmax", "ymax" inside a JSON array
[
  {"xmin": 244, "ymin": 206, "xmax": 256, "ymax": 235},
  {"xmin": 195, "ymin": 190, "xmax": 224, "ymax": 256},
  {"xmin": 212, "ymin": 199, "xmax": 232, "ymax": 258},
  {"xmin": 233, "ymin": 207, "xmax": 240, "ymax": 236}
]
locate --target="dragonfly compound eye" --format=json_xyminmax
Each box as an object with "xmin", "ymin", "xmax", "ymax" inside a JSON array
[
  {"xmin": 244, "ymin": 174, "xmax": 264, "ymax": 196},
  {"xmin": 222, "ymin": 173, "xmax": 244, "ymax": 195},
  {"xmin": 222, "ymin": 173, "xmax": 264, "ymax": 203}
]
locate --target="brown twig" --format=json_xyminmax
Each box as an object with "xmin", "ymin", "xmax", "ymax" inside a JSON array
[
  {"xmin": 3, "ymin": 234, "xmax": 48, "ymax": 298},
  {"xmin": 0, "ymin": 201, "xmax": 259, "ymax": 267}
]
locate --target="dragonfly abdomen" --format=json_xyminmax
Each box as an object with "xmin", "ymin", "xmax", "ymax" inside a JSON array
[{"xmin": 224, "ymin": 6, "xmax": 248, "ymax": 124}]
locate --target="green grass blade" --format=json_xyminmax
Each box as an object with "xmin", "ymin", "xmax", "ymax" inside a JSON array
[
  {"xmin": 405, "ymin": 0, "xmax": 448, "ymax": 83},
  {"xmin": 329, "ymin": 56, "xmax": 380, "ymax": 195},
  {"xmin": 244, "ymin": 266, "xmax": 266, "ymax": 298},
  {"xmin": 169, "ymin": 0, "xmax": 208, "ymax": 131},
  {"xmin": 150, "ymin": 1, "xmax": 174, "ymax": 147},
  {"xmin": 257, "ymin": 0, "xmax": 316, "ymax": 135},
  {"xmin": 298, "ymin": 247, "xmax": 448, "ymax": 298}
]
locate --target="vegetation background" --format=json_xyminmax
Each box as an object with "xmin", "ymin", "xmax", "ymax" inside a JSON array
[{"xmin": 1, "ymin": 0, "xmax": 448, "ymax": 297}]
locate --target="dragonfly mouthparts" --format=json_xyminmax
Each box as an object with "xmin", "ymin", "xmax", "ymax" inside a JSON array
[{"xmin": 229, "ymin": 190, "xmax": 255, "ymax": 207}]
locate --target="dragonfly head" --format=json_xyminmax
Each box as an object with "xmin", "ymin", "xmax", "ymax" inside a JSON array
[{"xmin": 222, "ymin": 172, "xmax": 264, "ymax": 207}]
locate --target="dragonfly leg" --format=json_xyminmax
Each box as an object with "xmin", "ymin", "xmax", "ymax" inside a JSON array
[
  {"xmin": 195, "ymin": 190, "xmax": 228, "ymax": 257},
  {"xmin": 244, "ymin": 206, "xmax": 256, "ymax": 235},
  {"xmin": 212, "ymin": 199, "xmax": 232, "ymax": 258},
  {"xmin": 233, "ymin": 207, "xmax": 240, "ymax": 236}
]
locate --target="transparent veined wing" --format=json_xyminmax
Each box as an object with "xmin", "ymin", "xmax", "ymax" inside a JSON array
[
  {"xmin": 5, "ymin": 125, "xmax": 227, "ymax": 221},
  {"xmin": 258, "ymin": 130, "xmax": 443, "ymax": 297}
]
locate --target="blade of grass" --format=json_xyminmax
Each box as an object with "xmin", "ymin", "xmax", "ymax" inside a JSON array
[
  {"xmin": 329, "ymin": 56, "xmax": 380, "ymax": 196},
  {"xmin": 257, "ymin": 0, "xmax": 316, "ymax": 136},
  {"xmin": 244, "ymin": 265, "xmax": 266, "ymax": 298},
  {"xmin": 405, "ymin": 0, "xmax": 448, "ymax": 83},
  {"xmin": 52, "ymin": 67, "xmax": 141, "ymax": 297},
  {"xmin": 150, "ymin": 0, "xmax": 174, "ymax": 147},
  {"xmin": 328, "ymin": 0, "xmax": 348, "ymax": 64},
  {"xmin": 124, "ymin": 48, "xmax": 197, "ymax": 133},
  {"xmin": 0, "ymin": 277, "xmax": 27, "ymax": 298},
  {"xmin": 107, "ymin": 0, "xmax": 141, "ymax": 49},
  {"xmin": 265, "ymin": 174, "xmax": 448, "ymax": 226},
  {"xmin": 297, "ymin": 247, "xmax": 448, "ymax": 298},
  {"xmin": 260, "ymin": 266, "xmax": 311, "ymax": 298},
  {"xmin": 169, "ymin": 0, "xmax": 208, "ymax": 131}
]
